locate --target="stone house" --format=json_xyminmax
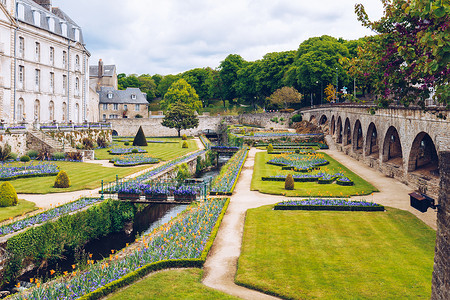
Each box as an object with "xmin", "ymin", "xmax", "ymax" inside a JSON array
[{"xmin": 98, "ymin": 86, "xmax": 148, "ymax": 120}]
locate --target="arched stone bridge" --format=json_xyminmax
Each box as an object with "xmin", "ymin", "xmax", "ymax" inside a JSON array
[{"xmin": 301, "ymin": 104, "xmax": 450, "ymax": 200}]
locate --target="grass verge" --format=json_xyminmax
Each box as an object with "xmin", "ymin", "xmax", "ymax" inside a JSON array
[
  {"xmin": 251, "ymin": 151, "xmax": 377, "ymax": 197},
  {"xmin": 236, "ymin": 205, "xmax": 435, "ymax": 299},
  {"xmin": 8, "ymin": 161, "xmax": 148, "ymax": 194},
  {"xmin": 0, "ymin": 199, "xmax": 37, "ymax": 222},
  {"xmin": 105, "ymin": 268, "xmax": 238, "ymax": 300}
]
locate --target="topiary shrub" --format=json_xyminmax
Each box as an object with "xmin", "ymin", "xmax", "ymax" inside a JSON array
[
  {"xmin": 291, "ymin": 114, "xmax": 302, "ymax": 123},
  {"xmin": 131, "ymin": 149, "xmax": 138, "ymax": 153},
  {"xmin": 26, "ymin": 150, "xmax": 38, "ymax": 159},
  {"xmin": 133, "ymin": 126, "xmax": 148, "ymax": 146},
  {"xmin": 20, "ymin": 155, "xmax": 30, "ymax": 162},
  {"xmin": 0, "ymin": 182, "xmax": 18, "ymax": 207},
  {"xmin": 124, "ymin": 141, "xmax": 130, "ymax": 146},
  {"xmin": 267, "ymin": 144, "xmax": 274, "ymax": 154},
  {"xmin": 182, "ymin": 141, "xmax": 188, "ymax": 148},
  {"xmin": 182, "ymin": 134, "xmax": 187, "ymax": 140},
  {"xmin": 285, "ymin": 174, "xmax": 294, "ymax": 190},
  {"xmin": 54, "ymin": 170, "xmax": 70, "ymax": 188}
]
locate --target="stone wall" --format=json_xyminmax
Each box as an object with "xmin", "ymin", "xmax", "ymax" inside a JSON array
[
  {"xmin": 109, "ymin": 112, "xmax": 294, "ymax": 137},
  {"xmin": 0, "ymin": 132, "xmax": 27, "ymax": 155},
  {"xmin": 431, "ymin": 151, "xmax": 450, "ymax": 300},
  {"xmin": 44, "ymin": 128, "xmax": 112, "ymax": 148}
]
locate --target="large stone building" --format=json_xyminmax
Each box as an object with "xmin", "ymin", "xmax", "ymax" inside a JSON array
[{"xmin": 0, "ymin": 0, "xmax": 95, "ymax": 124}]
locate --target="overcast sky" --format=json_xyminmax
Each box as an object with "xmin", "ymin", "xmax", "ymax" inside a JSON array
[{"xmin": 53, "ymin": 0, "xmax": 384, "ymax": 75}]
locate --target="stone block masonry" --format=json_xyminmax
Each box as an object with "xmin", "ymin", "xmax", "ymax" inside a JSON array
[{"xmin": 431, "ymin": 151, "xmax": 450, "ymax": 300}]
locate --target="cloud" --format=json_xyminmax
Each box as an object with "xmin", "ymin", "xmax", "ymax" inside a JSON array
[{"xmin": 53, "ymin": 0, "xmax": 383, "ymax": 75}]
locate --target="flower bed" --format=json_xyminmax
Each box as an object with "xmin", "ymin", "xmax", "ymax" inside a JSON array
[
  {"xmin": 0, "ymin": 197, "xmax": 102, "ymax": 236},
  {"xmin": 12, "ymin": 198, "xmax": 230, "ymax": 300},
  {"xmin": 336, "ymin": 177, "xmax": 354, "ymax": 186},
  {"xmin": 109, "ymin": 155, "xmax": 159, "ymax": 167},
  {"xmin": 0, "ymin": 162, "xmax": 59, "ymax": 181},
  {"xmin": 274, "ymin": 199, "xmax": 384, "ymax": 211},
  {"xmin": 210, "ymin": 148, "xmax": 248, "ymax": 195},
  {"xmin": 256, "ymin": 142, "xmax": 328, "ymax": 149},
  {"xmin": 199, "ymin": 135, "xmax": 212, "ymax": 149},
  {"xmin": 108, "ymin": 147, "xmax": 147, "ymax": 155},
  {"xmin": 267, "ymin": 153, "xmax": 329, "ymax": 171}
]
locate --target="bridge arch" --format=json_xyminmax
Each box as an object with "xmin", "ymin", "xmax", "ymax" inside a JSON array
[
  {"xmin": 352, "ymin": 120, "xmax": 364, "ymax": 152},
  {"xmin": 336, "ymin": 116, "xmax": 343, "ymax": 143},
  {"xmin": 382, "ymin": 126, "xmax": 403, "ymax": 167},
  {"xmin": 330, "ymin": 115, "xmax": 336, "ymax": 135},
  {"xmin": 309, "ymin": 115, "xmax": 316, "ymax": 124},
  {"xmin": 112, "ymin": 130, "xmax": 119, "ymax": 136},
  {"xmin": 365, "ymin": 122, "xmax": 379, "ymax": 156},
  {"xmin": 344, "ymin": 117, "xmax": 352, "ymax": 145},
  {"xmin": 319, "ymin": 115, "xmax": 328, "ymax": 125},
  {"xmin": 407, "ymin": 132, "xmax": 439, "ymax": 176}
]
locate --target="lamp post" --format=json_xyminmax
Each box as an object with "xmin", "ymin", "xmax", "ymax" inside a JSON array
[{"xmin": 335, "ymin": 68, "xmax": 339, "ymax": 103}]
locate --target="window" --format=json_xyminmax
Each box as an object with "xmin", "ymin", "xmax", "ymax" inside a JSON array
[
  {"xmin": 102, "ymin": 104, "xmax": 108, "ymax": 110},
  {"xmin": 75, "ymin": 77, "xmax": 80, "ymax": 96},
  {"xmin": 102, "ymin": 114, "xmax": 106, "ymax": 121},
  {"xmin": 49, "ymin": 47, "xmax": 54, "ymax": 65},
  {"xmin": 62, "ymin": 51, "xmax": 67, "ymax": 68},
  {"xmin": 131, "ymin": 94, "xmax": 136, "ymax": 100},
  {"xmin": 34, "ymin": 100, "xmax": 40, "ymax": 122},
  {"xmin": 18, "ymin": 37, "xmax": 24, "ymax": 57},
  {"xmin": 75, "ymin": 55, "xmax": 80, "ymax": 71},
  {"xmin": 50, "ymin": 72, "xmax": 54, "ymax": 93},
  {"xmin": 61, "ymin": 23, "xmax": 67, "ymax": 37},
  {"xmin": 33, "ymin": 11, "xmax": 40, "ymax": 27},
  {"xmin": 124, "ymin": 105, "xmax": 128, "ymax": 111},
  {"xmin": 48, "ymin": 17, "xmax": 55, "ymax": 32},
  {"xmin": 135, "ymin": 104, "xmax": 140, "ymax": 111},
  {"xmin": 35, "ymin": 69, "xmax": 40, "ymax": 91},
  {"xmin": 17, "ymin": 4, "xmax": 25, "ymax": 20},
  {"xmin": 35, "ymin": 42, "xmax": 40, "ymax": 61},
  {"xmin": 18, "ymin": 65, "xmax": 24, "ymax": 88},
  {"xmin": 75, "ymin": 103, "xmax": 80, "ymax": 123},
  {"xmin": 113, "ymin": 104, "xmax": 118, "ymax": 110},
  {"xmin": 62, "ymin": 75, "xmax": 67, "ymax": 94},
  {"xmin": 109, "ymin": 114, "xmax": 118, "ymax": 119},
  {"xmin": 62, "ymin": 102, "xmax": 67, "ymax": 121},
  {"xmin": 17, "ymin": 98, "xmax": 24, "ymax": 121},
  {"xmin": 49, "ymin": 101, "xmax": 54, "ymax": 120},
  {"xmin": 107, "ymin": 92, "xmax": 113, "ymax": 99}
]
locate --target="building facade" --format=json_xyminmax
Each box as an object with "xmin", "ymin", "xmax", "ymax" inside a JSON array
[
  {"xmin": 0, "ymin": 0, "xmax": 94, "ymax": 124},
  {"xmin": 99, "ymin": 86, "xmax": 149, "ymax": 120}
]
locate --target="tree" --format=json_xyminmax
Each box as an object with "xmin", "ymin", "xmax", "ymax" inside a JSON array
[
  {"xmin": 355, "ymin": 0, "xmax": 450, "ymax": 109},
  {"xmin": 161, "ymin": 102, "xmax": 199, "ymax": 137},
  {"xmin": 157, "ymin": 74, "xmax": 180, "ymax": 98},
  {"xmin": 219, "ymin": 54, "xmax": 246, "ymax": 102},
  {"xmin": 324, "ymin": 84, "xmax": 337, "ymax": 102},
  {"xmin": 269, "ymin": 86, "xmax": 303, "ymax": 108},
  {"xmin": 133, "ymin": 126, "xmax": 148, "ymax": 146},
  {"xmin": 160, "ymin": 79, "xmax": 202, "ymax": 112},
  {"xmin": 181, "ymin": 68, "xmax": 213, "ymax": 105}
]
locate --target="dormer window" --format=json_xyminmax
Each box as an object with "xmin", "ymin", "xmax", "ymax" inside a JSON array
[
  {"xmin": 61, "ymin": 23, "xmax": 67, "ymax": 36},
  {"xmin": 107, "ymin": 93, "xmax": 113, "ymax": 99},
  {"xmin": 131, "ymin": 94, "xmax": 136, "ymax": 100},
  {"xmin": 17, "ymin": 4, "xmax": 25, "ymax": 20},
  {"xmin": 74, "ymin": 29, "xmax": 80, "ymax": 42},
  {"xmin": 33, "ymin": 11, "xmax": 41, "ymax": 27},
  {"xmin": 48, "ymin": 17, "xmax": 55, "ymax": 32}
]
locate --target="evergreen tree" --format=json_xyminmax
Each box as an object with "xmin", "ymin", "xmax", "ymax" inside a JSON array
[{"xmin": 133, "ymin": 126, "xmax": 148, "ymax": 146}]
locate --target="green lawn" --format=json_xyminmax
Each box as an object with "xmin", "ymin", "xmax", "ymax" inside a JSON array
[
  {"xmin": 251, "ymin": 151, "xmax": 377, "ymax": 197},
  {"xmin": 236, "ymin": 205, "xmax": 436, "ymax": 299},
  {"xmin": 96, "ymin": 137, "xmax": 198, "ymax": 161},
  {"xmin": 0, "ymin": 199, "xmax": 38, "ymax": 222},
  {"xmin": 106, "ymin": 268, "xmax": 238, "ymax": 300},
  {"xmin": 7, "ymin": 161, "xmax": 148, "ymax": 194}
]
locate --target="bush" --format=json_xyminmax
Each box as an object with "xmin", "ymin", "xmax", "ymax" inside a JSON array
[
  {"xmin": 26, "ymin": 150, "xmax": 38, "ymax": 158},
  {"xmin": 0, "ymin": 144, "xmax": 11, "ymax": 161},
  {"xmin": 0, "ymin": 182, "xmax": 18, "ymax": 207},
  {"xmin": 20, "ymin": 155, "xmax": 30, "ymax": 162},
  {"xmin": 285, "ymin": 174, "xmax": 294, "ymax": 190},
  {"xmin": 8, "ymin": 153, "xmax": 17, "ymax": 161},
  {"xmin": 124, "ymin": 141, "xmax": 130, "ymax": 146},
  {"xmin": 267, "ymin": 144, "xmax": 274, "ymax": 154},
  {"xmin": 133, "ymin": 126, "xmax": 148, "ymax": 146},
  {"xmin": 182, "ymin": 134, "xmax": 187, "ymax": 140},
  {"xmin": 52, "ymin": 152, "xmax": 66, "ymax": 160},
  {"xmin": 182, "ymin": 141, "xmax": 188, "ymax": 148},
  {"xmin": 37, "ymin": 149, "xmax": 51, "ymax": 161},
  {"xmin": 131, "ymin": 149, "xmax": 138, "ymax": 153},
  {"xmin": 96, "ymin": 136, "xmax": 108, "ymax": 148},
  {"xmin": 82, "ymin": 138, "xmax": 95, "ymax": 150},
  {"xmin": 176, "ymin": 163, "xmax": 191, "ymax": 181},
  {"xmin": 135, "ymin": 114, "xmax": 143, "ymax": 118},
  {"xmin": 54, "ymin": 170, "xmax": 70, "ymax": 188},
  {"xmin": 66, "ymin": 152, "xmax": 83, "ymax": 161},
  {"xmin": 291, "ymin": 114, "xmax": 302, "ymax": 123}
]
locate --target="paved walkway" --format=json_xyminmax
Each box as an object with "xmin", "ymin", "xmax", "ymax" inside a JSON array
[{"xmin": 202, "ymin": 145, "xmax": 437, "ymax": 299}]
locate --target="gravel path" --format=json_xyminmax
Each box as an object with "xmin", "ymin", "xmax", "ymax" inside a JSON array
[{"xmin": 202, "ymin": 145, "xmax": 436, "ymax": 299}]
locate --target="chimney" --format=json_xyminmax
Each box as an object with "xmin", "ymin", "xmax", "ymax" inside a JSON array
[
  {"xmin": 33, "ymin": 0, "xmax": 52, "ymax": 11},
  {"xmin": 98, "ymin": 59, "xmax": 103, "ymax": 79}
]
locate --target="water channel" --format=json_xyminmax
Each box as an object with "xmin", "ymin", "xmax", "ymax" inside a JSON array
[{"xmin": 15, "ymin": 161, "xmax": 224, "ymax": 288}]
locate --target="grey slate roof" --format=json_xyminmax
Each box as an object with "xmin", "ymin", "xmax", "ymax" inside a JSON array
[
  {"xmin": 17, "ymin": 0, "xmax": 84, "ymax": 44},
  {"xmin": 99, "ymin": 87, "xmax": 148, "ymax": 105},
  {"xmin": 89, "ymin": 65, "xmax": 116, "ymax": 77}
]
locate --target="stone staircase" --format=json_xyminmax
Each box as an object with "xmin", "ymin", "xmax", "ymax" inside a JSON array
[{"xmin": 27, "ymin": 129, "xmax": 77, "ymax": 153}]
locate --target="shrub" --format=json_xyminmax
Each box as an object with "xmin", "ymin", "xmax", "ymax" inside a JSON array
[
  {"xmin": 285, "ymin": 174, "xmax": 294, "ymax": 190},
  {"xmin": 0, "ymin": 144, "xmax": 11, "ymax": 161},
  {"xmin": 135, "ymin": 114, "xmax": 143, "ymax": 118},
  {"xmin": 37, "ymin": 149, "xmax": 51, "ymax": 160},
  {"xmin": 66, "ymin": 152, "xmax": 83, "ymax": 161},
  {"xmin": 26, "ymin": 150, "xmax": 38, "ymax": 158},
  {"xmin": 131, "ymin": 149, "xmax": 138, "ymax": 153},
  {"xmin": 176, "ymin": 163, "xmax": 191, "ymax": 182},
  {"xmin": 54, "ymin": 170, "xmax": 70, "ymax": 188},
  {"xmin": 182, "ymin": 141, "xmax": 188, "ymax": 148},
  {"xmin": 96, "ymin": 136, "xmax": 108, "ymax": 148},
  {"xmin": 124, "ymin": 141, "xmax": 130, "ymax": 146},
  {"xmin": 52, "ymin": 152, "xmax": 66, "ymax": 160},
  {"xmin": 8, "ymin": 153, "xmax": 17, "ymax": 161},
  {"xmin": 291, "ymin": 114, "xmax": 302, "ymax": 123},
  {"xmin": 0, "ymin": 182, "xmax": 18, "ymax": 207},
  {"xmin": 82, "ymin": 138, "xmax": 95, "ymax": 150},
  {"xmin": 20, "ymin": 155, "xmax": 30, "ymax": 162},
  {"xmin": 182, "ymin": 134, "xmax": 187, "ymax": 140},
  {"xmin": 267, "ymin": 144, "xmax": 274, "ymax": 154},
  {"xmin": 133, "ymin": 126, "xmax": 148, "ymax": 146}
]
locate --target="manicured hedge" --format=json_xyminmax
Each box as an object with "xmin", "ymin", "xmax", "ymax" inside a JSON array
[{"xmin": 274, "ymin": 199, "xmax": 384, "ymax": 211}]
